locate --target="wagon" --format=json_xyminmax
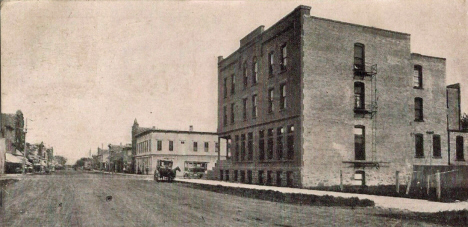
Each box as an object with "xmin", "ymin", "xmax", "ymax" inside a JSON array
[
  {"xmin": 153, "ymin": 160, "xmax": 180, "ymax": 182},
  {"xmin": 183, "ymin": 161, "xmax": 208, "ymax": 179}
]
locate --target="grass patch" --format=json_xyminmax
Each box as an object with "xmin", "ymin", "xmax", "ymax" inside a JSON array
[
  {"xmin": 307, "ymin": 185, "xmax": 468, "ymax": 202},
  {"xmin": 377, "ymin": 209, "xmax": 468, "ymax": 226},
  {"xmin": 178, "ymin": 182, "xmax": 374, "ymax": 208}
]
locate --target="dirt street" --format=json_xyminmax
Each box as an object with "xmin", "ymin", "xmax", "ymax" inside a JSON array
[{"xmin": 0, "ymin": 171, "xmax": 444, "ymax": 226}]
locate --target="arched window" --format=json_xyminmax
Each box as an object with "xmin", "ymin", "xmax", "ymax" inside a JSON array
[
  {"xmin": 243, "ymin": 62, "xmax": 248, "ymax": 88},
  {"xmin": 456, "ymin": 136, "xmax": 464, "ymax": 161},
  {"xmin": 252, "ymin": 57, "xmax": 258, "ymax": 84},
  {"xmin": 415, "ymin": 97, "xmax": 423, "ymax": 121},
  {"xmin": 413, "ymin": 65, "xmax": 423, "ymax": 88},
  {"xmin": 354, "ymin": 125, "xmax": 365, "ymax": 160},
  {"xmin": 354, "ymin": 82, "xmax": 365, "ymax": 109},
  {"xmin": 354, "ymin": 43, "xmax": 365, "ymax": 71}
]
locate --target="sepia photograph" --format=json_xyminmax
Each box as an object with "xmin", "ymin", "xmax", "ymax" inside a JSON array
[{"xmin": 1, "ymin": 0, "xmax": 468, "ymax": 226}]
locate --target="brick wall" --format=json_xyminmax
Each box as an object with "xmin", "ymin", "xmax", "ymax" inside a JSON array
[{"xmin": 301, "ymin": 16, "xmax": 414, "ymax": 187}]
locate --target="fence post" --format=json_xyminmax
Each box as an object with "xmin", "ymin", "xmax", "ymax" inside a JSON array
[
  {"xmin": 436, "ymin": 170, "xmax": 441, "ymax": 200},
  {"xmin": 396, "ymin": 171, "xmax": 400, "ymax": 194},
  {"xmin": 340, "ymin": 170, "xmax": 343, "ymax": 191},
  {"xmin": 406, "ymin": 175, "xmax": 412, "ymax": 195}
]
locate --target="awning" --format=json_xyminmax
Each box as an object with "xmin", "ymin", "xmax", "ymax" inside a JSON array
[{"xmin": 6, "ymin": 153, "xmax": 24, "ymax": 164}]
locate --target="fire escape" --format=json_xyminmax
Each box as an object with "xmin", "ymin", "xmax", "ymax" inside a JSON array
[{"xmin": 343, "ymin": 62, "xmax": 385, "ymax": 169}]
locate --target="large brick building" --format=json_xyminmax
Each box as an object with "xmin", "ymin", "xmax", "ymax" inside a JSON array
[{"xmin": 215, "ymin": 5, "xmax": 466, "ymax": 188}]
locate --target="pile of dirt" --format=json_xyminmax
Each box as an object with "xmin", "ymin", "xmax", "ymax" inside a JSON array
[
  {"xmin": 179, "ymin": 182, "xmax": 374, "ymax": 207},
  {"xmin": 0, "ymin": 179, "xmax": 18, "ymax": 188}
]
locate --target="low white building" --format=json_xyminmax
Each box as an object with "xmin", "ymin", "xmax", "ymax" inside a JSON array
[{"xmin": 134, "ymin": 126, "xmax": 225, "ymax": 176}]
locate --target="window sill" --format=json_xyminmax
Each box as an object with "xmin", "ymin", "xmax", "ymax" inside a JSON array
[
  {"xmin": 456, "ymin": 159, "xmax": 465, "ymax": 162},
  {"xmin": 414, "ymin": 119, "xmax": 425, "ymax": 122},
  {"xmin": 354, "ymin": 108, "xmax": 371, "ymax": 114},
  {"xmin": 413, "ymin": 87, "xmax": 424, "ymax": 90},
  {"xmin": 415, "ymin": 156, "xmax": 425, "ymax": 159},
  {"xmin": 432, "ymin": 156, "xmax": 442, "ymax": 159}
]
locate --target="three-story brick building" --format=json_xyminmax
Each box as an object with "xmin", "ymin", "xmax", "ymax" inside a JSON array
[{"xmin": 215, "ymin": 5, "xmax": 466, "ymax": 188}]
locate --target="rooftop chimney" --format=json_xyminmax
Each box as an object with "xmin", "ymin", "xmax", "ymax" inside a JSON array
[{"xmin": 189, "ymin": 125, "xmax": 193, "ymax": 132}]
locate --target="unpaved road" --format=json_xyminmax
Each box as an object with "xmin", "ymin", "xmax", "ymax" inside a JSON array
[{"xmin": 0, "ymin": 171, "xmax": 444, "ymax": 226}]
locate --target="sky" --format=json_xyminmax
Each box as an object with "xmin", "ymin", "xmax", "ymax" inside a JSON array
[{"xmin": 1, "ymin": 0, "xmax": 467, "ymax": 164}]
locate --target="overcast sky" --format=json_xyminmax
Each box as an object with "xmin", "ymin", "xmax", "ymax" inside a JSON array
[{"xmin": 2, "ymin": 0, "xmax": 467, "ymax": 164}]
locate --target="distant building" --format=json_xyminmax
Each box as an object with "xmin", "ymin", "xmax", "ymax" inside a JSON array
[
  {"xmin": 215, "ymin": 5, "xmax": 467, "ymax": 188},
  {"xmin": 108, "ymin": 143, "xmax": 132, "ymax": 173},
  {"xmin": 0, "ymin": 110, "xmax": 25, "ymax": 155},
  {"xmin": 133, "ymin": 121, "xmax": 225, "ymax": 176},
  {"xmin": 97, "ymin": 147, "xmax": 109, "ymax": 171}
]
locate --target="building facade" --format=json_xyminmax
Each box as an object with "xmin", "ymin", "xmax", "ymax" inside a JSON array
[
  {"xmin": 215, "ymin": 5, "xmax": 466, "ymax": 188},
  {"xmin": 133, "ymin": 123, "xmax": 223, "ymax": 176},
  {"xmin": 0, "ymin": 110, "xmax": 25, "ymax": 155}
]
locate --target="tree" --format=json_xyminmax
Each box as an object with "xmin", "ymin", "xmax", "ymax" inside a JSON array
[
  {"xmin": 462, "ymin": 113, "xmax": 468, "ymax": 131},
  {"xmin": 54, "ymin": 155, "xmax": 67, "ymax": 166}
]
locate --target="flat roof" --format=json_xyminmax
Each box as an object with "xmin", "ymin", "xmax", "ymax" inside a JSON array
[{"xmin": 136, "ymin": 129, "xmax": 218, "ymax": 138}]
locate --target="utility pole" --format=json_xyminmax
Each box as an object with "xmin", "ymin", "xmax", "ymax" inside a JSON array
[{"xmin": 22, "ymin": 119, "xmax": 28, "ymax": 174}]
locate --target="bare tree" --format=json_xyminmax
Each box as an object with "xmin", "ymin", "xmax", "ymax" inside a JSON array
[{"xmin": 462, "ymin": 113, "xmax": 468, "ymax": 131}]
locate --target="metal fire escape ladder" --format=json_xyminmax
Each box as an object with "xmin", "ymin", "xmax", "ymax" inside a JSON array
[{"xmin": 369, "ymin": 64, "xmax": 378, "ymax": 163}]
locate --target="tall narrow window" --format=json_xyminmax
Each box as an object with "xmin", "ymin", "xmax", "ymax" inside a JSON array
[
  {"xmin": 268, "ymin": 88, "xmax": 274, "ymax": 113},
  {"xmin": 259, "ymin": 130, "xmax": 265, "ymax": 160},
  {"xmin": 268, "ymin": 52, "xmax": 274, "ymax": 77},
  {"xmin": 231, "ymin": 74, "xmax": 236, "ymax": 94},
  {"xmin": 433, "ymin": 135, "xmax": 441, "ymax": 158},
  {"xmin": 287, "ymin": 125, "xmax": 295, "ymax": 160},
  {"xmin": 235, "ymin": 135, "xmax": 239, "ymax": 161},
  {"xmin": 415, "ymin": 97, "xmax": 423, "ymax": 121},
  {"xmin": 247, "ymin": 132, "xmax": 253, "ymax": 160},
  {"xmin": 242, "ymin": 98, "xmax": 247, "ymax": 121},
  {"xmin": 157, "ymin": 140, "xmax": 162, "ymax": 151},
  {"xmin": 415, "ymin": 133, "xmax": 424, "ymax": 158},
  {"xmin": 223, "ymin": 78, "xmax": 227, "ymax": 98},
  {"xmin": 252, "ymin": 95, "xmax": 257, "ymax": 118},
  {"xmin": 280, "ymin": 84, "xmax": 286, "ymax": 110},
  {"xmin": 223, "ymin": 106, "xmax": 227, "ymax": 126},
  {"xmin": 277, "ymin": 127, "xmax": 284, "ymax": 160},
  {"xmin": 243, "ymin": 62, "xmax": 248, "ymax": 88},
  {"xmin": 354, "ymin": 43, "xmax": 365, "ymax": 71},
  {"xmin": 456, "ymin": 136, "xmax": 464, "ymax": 160},
  {"xmin": 193, "ymin": 142, "xmax": 198, "ymax": 151},
  {"xmin": 413, "ymin": 65, "xmax": 423, "ymax": 88},
  {"xmin": 354, "ymin": 126, "xmax": 365, "ymax": 160},
  {"xmin": 241, "ymin": 134, "xmax": 246, "ymax": 161},
  {"xmin": 280, "ymin": 44, "xmax": 287, "ymax": 71},
  {"xmin": 204, "ymin": 142, "xmax": 209, "ymax": 152},
  {"xmin": 231, "ymin": 103, "xmax": 235, "ymax": 124},
  {"xmin": 267, "ymin": 129, "xmax": 274, "ymax": 159},
  {"xmin": 169, "ymin": 141, "xmax": 173, "ymax": 151},
  {"xmin": 252, "ymin": 57, "xmax": 258, "ymax": 84},
  {"xmin": 354, "ymin": 82, "xmax": 365, "ymax": 109}
]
